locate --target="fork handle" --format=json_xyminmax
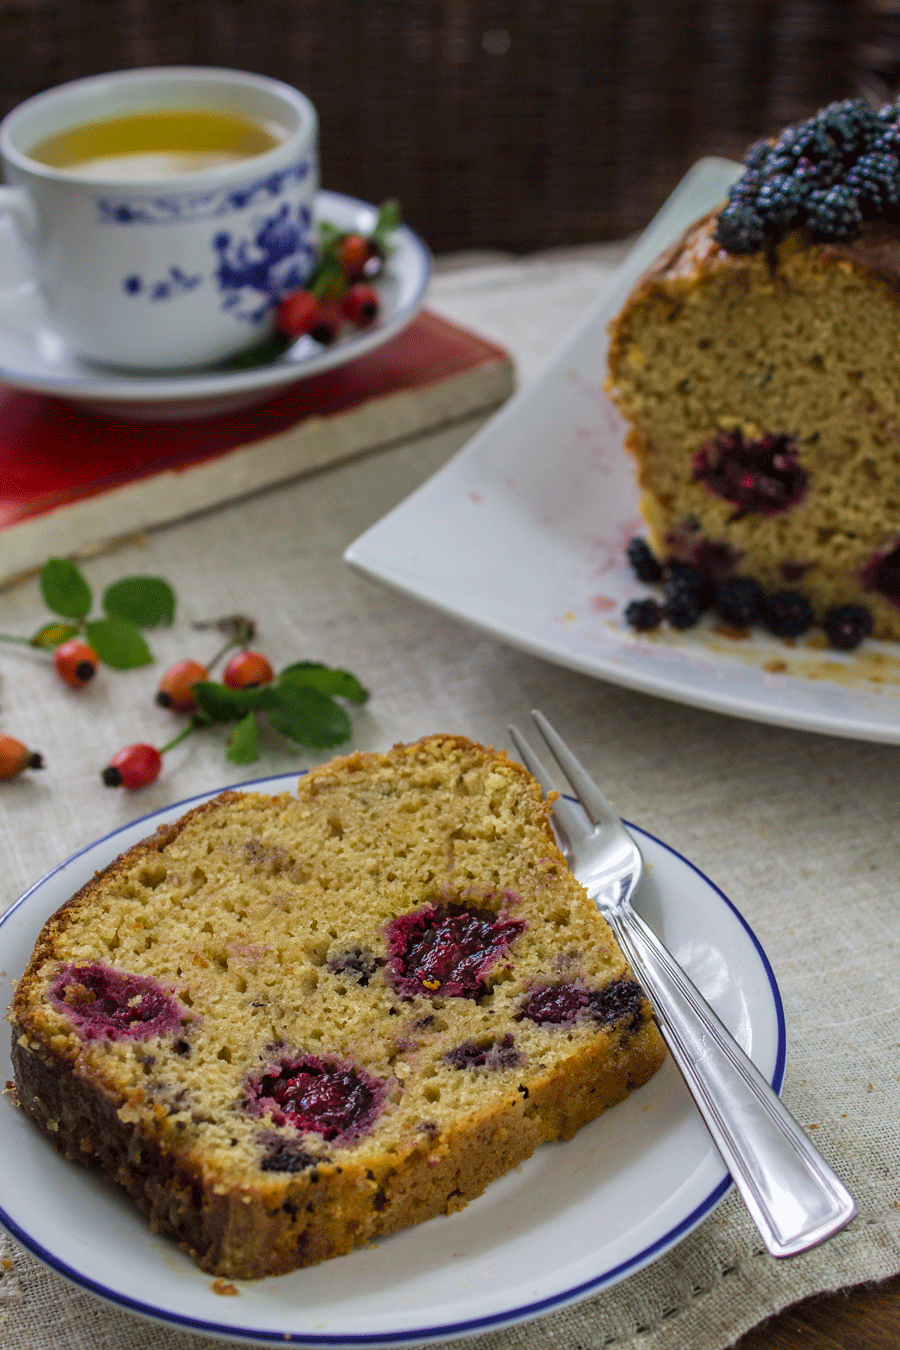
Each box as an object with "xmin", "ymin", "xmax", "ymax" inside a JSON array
[{"xmin": 605, "ymin": 903, "xmax": 856, "ymax": 1257}]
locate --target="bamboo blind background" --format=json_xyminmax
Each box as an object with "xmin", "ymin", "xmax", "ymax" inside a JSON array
[{"xmin": 0, "ymin": 1, "xmax": 896, "ymax": 254}]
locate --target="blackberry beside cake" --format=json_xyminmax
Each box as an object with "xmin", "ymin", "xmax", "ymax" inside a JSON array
[
  {"xmin": 9, "ymin": 735, "xmax": 666, "ymax": 1279},
  {"xmin": 606, "ymin": 97, "xmax": 900, "ymax": 646}
]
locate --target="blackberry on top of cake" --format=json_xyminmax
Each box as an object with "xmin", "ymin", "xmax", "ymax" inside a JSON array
[{"xmin": 606, "ymin": 97, "xmax": 900, "ymax": 647}]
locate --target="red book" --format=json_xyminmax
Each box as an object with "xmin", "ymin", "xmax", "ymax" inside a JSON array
[{"xmin": 0, "ymin": 309, "xmax": 514, "ymax": 583}]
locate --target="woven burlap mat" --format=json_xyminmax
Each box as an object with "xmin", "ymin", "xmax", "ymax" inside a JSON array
[{"xmin": 1, "ymin": 253, "xmax": 898, "ymax": 1348}]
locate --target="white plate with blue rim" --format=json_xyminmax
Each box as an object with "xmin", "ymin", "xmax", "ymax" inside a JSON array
[
  {"xmin": 345, "ymin": 157, "xmax": 900, "ymax": 744},
  {"xmin": 0, "ymin": 190, "xmax": 431, "ymax": 419},
  {"xmin": 0, "ymin": 769, "xmax": 785, "ymax": 1348}
]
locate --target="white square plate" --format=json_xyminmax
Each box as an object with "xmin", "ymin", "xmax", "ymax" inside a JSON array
[{"xmin": 345, "ymin": 159, "xmax": 900, "ymax": 744}]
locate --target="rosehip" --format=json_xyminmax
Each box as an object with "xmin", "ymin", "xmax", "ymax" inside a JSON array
[
  {"xmin": 156, "ymin": 658, "xmax": 208, "ymax": 714},
  {"xmin": 102, "ymin": 743, "xmax": 162, "ymax": 790},
  {"xmin": 309, "ymin": 301, "xmax": 342, "ymax": 345},
  {"xmin": 0, "ymin": 734, "xmax": 43, "ymax": 779},
  {"xmin": 340, "ymin": 283, "xmax": 380, "ymax": 328},
  {"xmin": 54, "ymin": 638, "xmax": 98, "ymax": 688},
  {"xmin": 340, "ymin": 283, "xmax": 377, "ymax": 328},
  {"xmin": 335, "ymin": 232, "xmax": 372, "ymax": 280},
  {"xmin": 223, "ymin": 650, "xmax": 274, "ymax": 690},
  {"xmin": 276, "ymin": 289, "xmax": 324, "ymax": 338}
]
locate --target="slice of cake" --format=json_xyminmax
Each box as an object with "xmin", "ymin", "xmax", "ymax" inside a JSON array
[
  {"xmin": 9, "ymin": 735, "xmax": 666, "ymax": 1279},
  {"xmin": 606, "ymin": 97, "xmax": 900, "ymax": 647}
]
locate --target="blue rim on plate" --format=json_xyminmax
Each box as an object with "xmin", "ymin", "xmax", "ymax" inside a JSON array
[{"xmin": 0, "ymin": 773, "xmax": 785, "ymax": 1348}]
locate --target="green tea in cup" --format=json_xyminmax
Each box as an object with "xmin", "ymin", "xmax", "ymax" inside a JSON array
[
  {"xmin": 0, "ymin": 67, "xmax": 318, "ymax": 367},
  {"xmin": 27, "ymin": 107, "xmax": 286, "ymax": 180}
]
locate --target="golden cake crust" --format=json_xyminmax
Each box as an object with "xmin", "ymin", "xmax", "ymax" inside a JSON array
[{"xmin": 10, "ymin": 736, "xmax": 666, "ymax": 1279}]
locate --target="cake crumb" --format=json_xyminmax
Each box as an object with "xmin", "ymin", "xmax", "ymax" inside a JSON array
[{"xmin": 211, "ymin": 1279, "xmax": 239, "ymax": 1296}]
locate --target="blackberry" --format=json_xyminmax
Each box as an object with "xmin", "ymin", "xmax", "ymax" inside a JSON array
[
  {"xmin": 692, "ymin": 430, "xmax": 807, "ymax": 517},
  {"xmin": 260, "ymin": 1142, "xmax": 321, "ymax": 1174},
  {"xmin": 763, "ymin": 590, "xmax": 814, "ymax": 638},
  {"xmin": 867, "ymin": 542, "xmax": 900, "ymax": 602},
  {"xmin": 624, "ymin": 598, "xmax": 663, "ymax": 632},
  {"xmin": 773, "ymin": 117, "xmax": 837, "ymax": 169},
  {"xmin": 516, "ymin": 984, "xmax": 586, "ymax": 1025},
  {"xmin": 814, "ymin": 99, "xmax": 881, "ymax": 160},
  {"xmin": 663, "ymin": 569, "xmax": 706, "ymax": 629},
  {"xmin": 754, "ymin": 173, "xmax": 805, "ymax": 234},
  {"xmin": 744, "ymin": 137, "xmax": 773, "ymax": 171},
  {"xmin": 714, "ymin": 576, "xmax": 765, "ymax": 626},
  {"xmin": 385, "ymin": 903, "xmax": 525, "ymax": 999},
  {"xmin": 714, "ymin": 199, "xmax": 765, "ymax": 254},
  {"xmin": 626, "ymin": 536, "xmax": 663, "ymax": 583},
  {"xmin": 845, "ymin": 152, "xmax": 900, "ymax": 218},
  {"xmin": 823, "ymin": 604, "xmax": 873, "ymax": 651},
  {"xmin": 444, "ymin": 1034, "xmax": 521, "ymax": 1069},
  {"xmin": 664, "ymin": 560, "xmax": 715, "ymax": 605},
  {"xmin": 874, "ymin": 112, "xmax": 900, "ymax": 157},
  {"xmin": 586, "ymin": 977, "xmax": 644, "ymax": 1030},
  {"xmin": 792, "ymin": 155, "xmax": 838, "ymax": 195},
  {"xmin": 806, "ymin": 184, "xmax": 863, "ymax": 241}
]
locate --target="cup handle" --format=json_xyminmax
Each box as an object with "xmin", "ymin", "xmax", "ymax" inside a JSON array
[
  {"xmin": 0, "ymin": 185, "xmax": 36, "ymax": 238},
  {"xmin": 0, "ymin": 186, "xmax": 42, "ymax": 322}
]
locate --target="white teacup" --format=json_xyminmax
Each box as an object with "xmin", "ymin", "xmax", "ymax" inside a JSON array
[{"xmin": 0, "ymin": 67, "xmax": 318, "ymax": 371}]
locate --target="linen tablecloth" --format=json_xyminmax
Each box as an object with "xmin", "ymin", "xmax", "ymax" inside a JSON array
[{"xmin": 1, "ymin": 245, "xmax": 898, "ymax": 1349}]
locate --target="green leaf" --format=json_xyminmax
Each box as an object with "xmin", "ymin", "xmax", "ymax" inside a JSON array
[
  {"xmin": 219, "ymin": 332, "xmax": 292, "ymax": 370},
  {"xmin": 85, "ymin": 617, "xmax": 153, "ymax": 669},
  {"xmin": 317, "ymin": 219, "xmax": 343, "ymax": 250},
  {"xmin": 260, "ymin": 684, "xmax": 352, "ymax": 748},
  {"xmin": 279, "ymin": 662, "xmax": 368, "ymax": 704},
  {"xmin": 30, "ymin": 621, "xmax": 80, "ymax": 650},
  {"xmin": 226, "ymin": 711, "xmax": 259, "ymax": 765},
  {"xmin": 371, "ymin": 198, "xmax": 402, "ymax": 246},
  {"xmin": 40, "ymin": 558, "xmax": 92, "ymax": 620},
  {"xmin": 191, "ymin": 680, "xmax": 266, "ymax": 725},
  {"xmin": 102, "ymin": 576, "xmax": 176, "ymax": 627}
]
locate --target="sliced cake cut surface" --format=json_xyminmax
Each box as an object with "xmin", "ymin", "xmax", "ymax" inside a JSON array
[
  {"xmin": 607, "ymin": 96, "xmax": 900, "ymax": 644},
  {"xmin": 9, "ymin": 735, "xmax": 666, "ymax": 1279}
]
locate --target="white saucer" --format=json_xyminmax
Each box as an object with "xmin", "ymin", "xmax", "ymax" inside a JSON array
[
  {"xmin": 0, "ymin": 772, "xmax": 785, "ymax": 1347},
  {"xmin": 0, "ymin": 191, "xmax": 432, "ymax": 420}
]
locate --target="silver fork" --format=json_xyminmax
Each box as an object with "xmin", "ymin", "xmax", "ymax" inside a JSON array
[{"xmin": 508, "ymin": 710, "xmax": 856, "ymax": 1259}]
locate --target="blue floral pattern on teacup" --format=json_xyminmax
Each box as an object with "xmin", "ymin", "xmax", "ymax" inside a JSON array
[
  {"xmin": 119, "ymin": 198, "xmax": 315, "ymax": 323},
  {"xmin": 213, "ymin": 202, "xmax": 314, "ymax": 321},
  {"xmin": 122, "ymin": 266, "xmax": 203, "ymax": 302},
  {"xmin": 96, "ymin": 159, "xmax": 314, "ymax": 224}
]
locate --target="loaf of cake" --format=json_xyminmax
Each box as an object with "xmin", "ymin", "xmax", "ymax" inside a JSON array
[
  {"xmin": 9, "ymin": 735, "xmax": 666, "ymax": 1279},
  {"xmin": 607, "ymin": 97, "xmax": 900, "ymax": 647}
]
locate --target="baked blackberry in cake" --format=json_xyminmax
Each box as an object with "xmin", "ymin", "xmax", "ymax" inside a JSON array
[
  {"xmin": 607, "ymin": 97, "xmax": 900, "ymax": 643},
  {"xmin": 9, "ymin": 735, "xmax": 666, "ymax": 1279}
]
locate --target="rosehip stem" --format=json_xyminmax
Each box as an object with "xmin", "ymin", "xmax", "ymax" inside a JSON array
[
  {"xmin": 206, "ymin": 629, "xmax": 251, "ymax": 672},
  {"xmin": 158, "ymin": 720, "xmax": 202, "ymax": 755},
  {"xmin": 191, "ymin": 615, "xmax": 255, "ymax": 672}
]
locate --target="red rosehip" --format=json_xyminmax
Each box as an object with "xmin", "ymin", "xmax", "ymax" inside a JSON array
[
  {"xmin": 309, "ymin": 301, "xmax": 342, "ymax": 346},
  {"xmin": 0, "ymin": 734, "xmax": 43, "ymax": 779},
  {"xmin": 54, "ymin": 638, "xmax": 98, "ymax": 688},
  {"xmin": 222, "ymin": 649, "xmax": 274, "ymax": 690},
  {"xmin": 276, "ymin": 289, "xmax": 324, "ymax": 338},
  {"xmin": 340, "ymin": 283, "xmax": 380, "ymax": 328},
  {"xmin": 335, "ymin": 233, "xmax": 372, "ymax": 280},
  {"xmin": 156, "ymin": 658, "xmax": 208, "ymax": 714},
  {"xmin": 102, "ymin": 743, "xmax": 162, "ymax": 790}
]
